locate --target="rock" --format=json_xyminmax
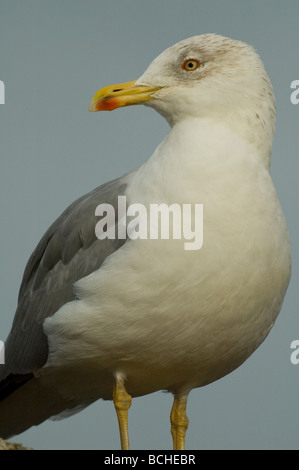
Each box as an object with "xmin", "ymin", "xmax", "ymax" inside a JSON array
[{"xmin": 0, "ymin": 438, "xmax": 32, "ymax": 450}]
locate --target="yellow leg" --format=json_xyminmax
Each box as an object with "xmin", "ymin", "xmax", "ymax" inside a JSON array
[
  {"xmin": 113, "ymin": 374, "xmax": 132, "ymax": 450},
  {"xmin": 170, "ymin": 394, "xmax": 189, "ymax": 450}
]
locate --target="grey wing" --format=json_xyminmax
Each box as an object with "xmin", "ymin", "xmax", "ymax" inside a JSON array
[{"xmin": 0, "ymin": 173, "xmax": 132, "ymax": 382}]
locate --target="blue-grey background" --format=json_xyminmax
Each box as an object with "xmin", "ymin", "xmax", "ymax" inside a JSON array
[{"xmin": 0, "ymin": 0, "xmax": 298, "ymax": 450}]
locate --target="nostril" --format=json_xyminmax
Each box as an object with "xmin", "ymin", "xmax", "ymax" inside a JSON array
[{"xmin": 113, "ymin": 88, "xmax": 122, "ymax": 93}]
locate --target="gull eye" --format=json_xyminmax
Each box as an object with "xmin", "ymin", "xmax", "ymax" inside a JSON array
[{"xmin": 182, "ymin": 59, "xmax": 200, "ymax": 71}]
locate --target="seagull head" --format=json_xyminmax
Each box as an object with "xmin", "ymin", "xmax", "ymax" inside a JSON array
[{"xmin": 89, "ymin": 34, "xmax": 275, "ymax": 153}]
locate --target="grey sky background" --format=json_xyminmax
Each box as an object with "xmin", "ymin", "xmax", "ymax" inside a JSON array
[{"xmin": 0, "ymin": 0, "xmax": 298, "ymax": 450}]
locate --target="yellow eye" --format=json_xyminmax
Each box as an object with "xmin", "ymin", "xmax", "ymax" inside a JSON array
[{"xmin": 182, "ymin": 59, "xmax": 200, "ymax": 71}]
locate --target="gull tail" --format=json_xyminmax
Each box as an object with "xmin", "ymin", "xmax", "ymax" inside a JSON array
[{"xmin": 0, "ymin": 375, "xmax": 74, "ymax": 439}]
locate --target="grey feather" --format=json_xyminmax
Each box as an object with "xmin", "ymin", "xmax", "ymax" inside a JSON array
[{"xmin": 0, "ymin": 173, "xmax": 132, "ymax": 381}]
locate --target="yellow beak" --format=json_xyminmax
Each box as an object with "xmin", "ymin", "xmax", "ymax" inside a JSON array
[{"xmin": 89, "ymin": 80, "xmax": 161, "ymax": 112}]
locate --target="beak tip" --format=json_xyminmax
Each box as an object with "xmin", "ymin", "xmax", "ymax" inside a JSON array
[{"xmin": 88, "ymin": 100, "xmax": 97, "ymax": 112}]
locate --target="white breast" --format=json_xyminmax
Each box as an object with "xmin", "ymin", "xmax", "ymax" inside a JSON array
[{"xmin": 43, "ymin": 118, "xmax": 291, "ymax": 399}]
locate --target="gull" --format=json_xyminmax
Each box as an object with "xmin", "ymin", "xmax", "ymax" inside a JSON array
[{"xmin": 0, "ymin": 34, "xmax": 291, "ymax": 450}]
